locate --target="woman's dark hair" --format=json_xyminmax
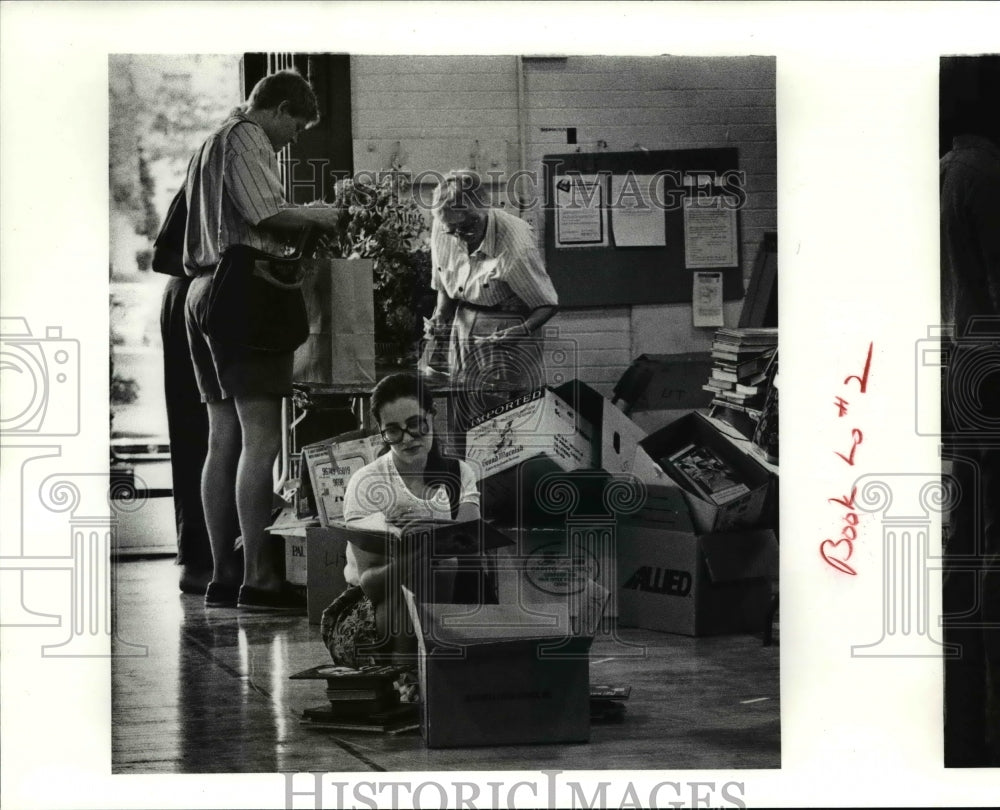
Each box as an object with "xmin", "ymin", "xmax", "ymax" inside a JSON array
[
  {"xmin": 370, "ymin": 373, "xmax": 461, "ymax": 517},
  {"xmin": 370, "ymin": 372, "xmax": 435, "ymax": 425},
  {"xmin": 246, "ymin": 69, "xmax": 319, "ymax": 124}
]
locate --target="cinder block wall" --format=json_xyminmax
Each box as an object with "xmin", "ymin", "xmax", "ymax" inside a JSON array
[{"xmin": 351, "ymin": 55, "xmax": 776, "ymax": 395}]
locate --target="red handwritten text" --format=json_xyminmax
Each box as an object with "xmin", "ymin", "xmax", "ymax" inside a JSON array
[
  {"xmin": 835, "ymin": 428, "xmax": 863, "ymax": 466},
  {"xmin": 821, "ymin": 342, "xmax": 873, "ymax": 576},
  {"xmin": 820, "ymin": 487, "xmax": 859, "ymax": 576}
]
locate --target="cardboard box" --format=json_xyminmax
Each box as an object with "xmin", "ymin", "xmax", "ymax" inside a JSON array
[
  {"xmin": 465, "ymin": 388, "xmax": 594, "ymax": 523},
  {"xmin": 301, "ymin": 430, "xmax": 383, "ymax": 526},
  {"xmin": 302, "ymin": 526, "xmax": 350, "ymax": 624},
  {"xmin": 402, "ymin": 591, "xmax": 594, "ymax": 748},
  {"xmin": 617, "ymin": 526, "xmax": 778, "ymax": 636},
  {"xmin": 465, "ymin": 387, "xmax": 593, "ymax": 476},
  {"xmin": 493, "ymin": 526, "xmax": 616, "ymax": 624},
  {"xmin": 638, "ymin": 411, "xmax": 772, "ymax": 533},
  {"xmin": 614, "ymin": 352, "xmax": 714, "ymax": 413},
  {"xmin": 552, "ymin": 380, "xmax": 647, "ymax": 474},
  {"xmin": 285, "ymin": 534, "xmax": 308, "ymax": 587}
]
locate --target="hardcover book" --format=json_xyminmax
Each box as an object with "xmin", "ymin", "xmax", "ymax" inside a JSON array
[
  {"xmin": 663, "ymin": 443, "xmax": 750, "ymax": 506},
  {"xmin": 322, "ymin": 518, "xmax": 515, "ymax": 557},
  {"xmin": 301, "ymin": 703, "xmax": 420, "ymax": 733},
  {"xmin": 290, "ymin": 663, "xmax": 410, "ymax": 689}
]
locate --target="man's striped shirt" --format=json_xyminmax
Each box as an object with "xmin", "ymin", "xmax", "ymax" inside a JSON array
[{"xmin": 183, "ymin": 113, "xmax": 287, "ymax": 274}]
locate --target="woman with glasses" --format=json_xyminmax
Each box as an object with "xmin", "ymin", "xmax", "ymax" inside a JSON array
[
  {"xmin": 426, "ymin": 169, "xmax": 559, "ymax": 426},
  {"xmin": 320, "ymin": 373, "xmax": 481, "ymax": 680}
]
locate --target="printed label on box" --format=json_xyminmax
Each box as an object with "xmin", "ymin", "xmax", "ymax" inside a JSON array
[{"xmin": 466, "ymin": 389, "xmax": 592, "ymax": 479}]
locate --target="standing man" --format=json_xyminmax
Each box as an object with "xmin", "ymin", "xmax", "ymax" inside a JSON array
[
  {"xmin": 427, "ymin": 169, "xmax": 559, "ymax": 428},
  {"xmin": 183, "ymin": 69, "xmax": 341, "ymax": 610},
  {"xmin": 940, "ymin": 55, "xmax": 1000, "ymax": 767},
  {"xmin": 160, "ymin": 272, "xmax": 214, "ymax": 596}
]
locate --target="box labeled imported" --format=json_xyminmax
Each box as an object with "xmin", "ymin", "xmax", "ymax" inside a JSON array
[
  {"xmin": 401, "ymin": 588, "xmax": 596, "ymax": 748},
  {"xmin": 638, "ymin": 411, "xmax": 771, "ymax": 533},
  {"xmin": 617, "ymin": 523, "xmax": 777, "ymax": 636},
  {"xmin": 465, "ymin": 387, "xmax": 593, "ymax": 476},
  {"xmin": 465, "ymin": 388, "xmax": 594, "ymax": 523},
  {"xmin": 551, "ymin": 380, "xmax": 647, "ymax": 474},
  {"xmin": 301, "ymin": 429, "xmax": 383, "ymax": 526}
]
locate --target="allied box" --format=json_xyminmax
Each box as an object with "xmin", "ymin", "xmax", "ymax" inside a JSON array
[
  {"xmin": 402, "ymin": 591, "xmax": 595, "ymax": 748},
  {"xmin": 637, "ymin": 411, "xmax": 772, "ymax": 534},
  {"xmin": 617, "ymin": 525, "xmax": 778, "ymax": 636}
]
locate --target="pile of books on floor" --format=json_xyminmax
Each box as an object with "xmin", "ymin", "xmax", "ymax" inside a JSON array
[
  {"xmin": 589, "ymin": 685, "xmax": 632, "ymax": 723},
  {"xmin": 291, "ymin": 663, "xmax": 420, "ymax": 734},
  {"xmin": 702, "ymin": 327, "xmax": 778, "ymax": 418}
]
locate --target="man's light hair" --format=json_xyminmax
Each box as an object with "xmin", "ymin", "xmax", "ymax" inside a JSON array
[
  {"xmin": 431, "ymin": 169, "xmax": 490, "ymax": 218},
  {"xmin": 246, "ymin": 69, "xmax": 320, "ymax": 125}
]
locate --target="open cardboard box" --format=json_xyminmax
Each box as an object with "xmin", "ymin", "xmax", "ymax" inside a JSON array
[
  {"xmin": 637, "ymin": 411, "xmax": 772, "ymax": 534},
  {"xmin": 402, "ymin": 587, "xmax": 600, "ymax": 748},
  {"xmin": 551, "ymin": 380, "xmax": 647, "ymax": 474},
  {"xmin": 465, "ymin": 387, "xmax": 594, "ymax": 524}
]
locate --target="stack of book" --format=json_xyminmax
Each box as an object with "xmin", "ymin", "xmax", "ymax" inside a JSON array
[
  {"xmin": 291, "ymin": 663, "xmax": 420, "ymax": 733},
  {"xmin": 702, "ymin": 327, "xmax": 778, "ymax": 417}
]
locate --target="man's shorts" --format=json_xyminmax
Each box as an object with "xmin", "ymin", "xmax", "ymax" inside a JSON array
[{"xmin": 184, "ymin": 273, "xmax": 293, "ymax": 403}]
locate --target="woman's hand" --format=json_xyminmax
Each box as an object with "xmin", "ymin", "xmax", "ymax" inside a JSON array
[{"xmin": 423, "ymin": 316, "xmax": 448, "ymax": 341}]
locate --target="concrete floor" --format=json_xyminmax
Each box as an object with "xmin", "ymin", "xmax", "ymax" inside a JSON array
[{"xmin": 112, "ymin": 557, "xmax": 780, "ymax": 773}]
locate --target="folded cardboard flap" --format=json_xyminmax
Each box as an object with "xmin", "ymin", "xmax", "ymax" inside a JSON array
[
  {"xmin": 552, "ymin": 379, "xmax": 647, "ymax": 473},
  {"xmin": 416, "ymin": 602, "xmax": 573, "ymax": 646},
  {"xmin": 700, "ymin": 530, "xmax": 778, "ymax": 584}
]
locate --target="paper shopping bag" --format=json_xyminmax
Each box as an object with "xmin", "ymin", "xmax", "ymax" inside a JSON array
[{"xmin": 294, "ymin": 257, "xmax": 376, "ymax": 386}]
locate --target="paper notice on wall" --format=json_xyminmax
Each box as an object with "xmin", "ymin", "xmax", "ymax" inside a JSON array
[
  {"xmin": 555, "ymin": 174, "xmax": 608, "ymax": 248},
  {"xmin": 693, "ymin": 271, "xmax": 724, "ymax": 327},
  {"xmin": 683, "ymin": 197, "xmax": 738, "ymax": 268},
  {"xmin": 610, "ymin": 174, "xmax": 666, "ymax": 247}
]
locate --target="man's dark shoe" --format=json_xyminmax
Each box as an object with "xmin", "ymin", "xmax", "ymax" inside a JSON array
[
  {"xmin": 204, "ymin": 581, "xmax": 240, "ymax": 608},
  {"xmin": 237, "ymin": 582, "xmax": 307, "ymax": 613}
]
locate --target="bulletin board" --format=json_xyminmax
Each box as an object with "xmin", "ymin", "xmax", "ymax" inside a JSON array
[{"xmin": 543, "ymin": 149, "xmax": 744, "ymax": 307}]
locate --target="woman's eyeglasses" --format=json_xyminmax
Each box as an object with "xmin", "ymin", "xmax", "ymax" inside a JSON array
[{"xmin": 380, "ymin": 415, "xmax": 431, "ymax": 444}]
